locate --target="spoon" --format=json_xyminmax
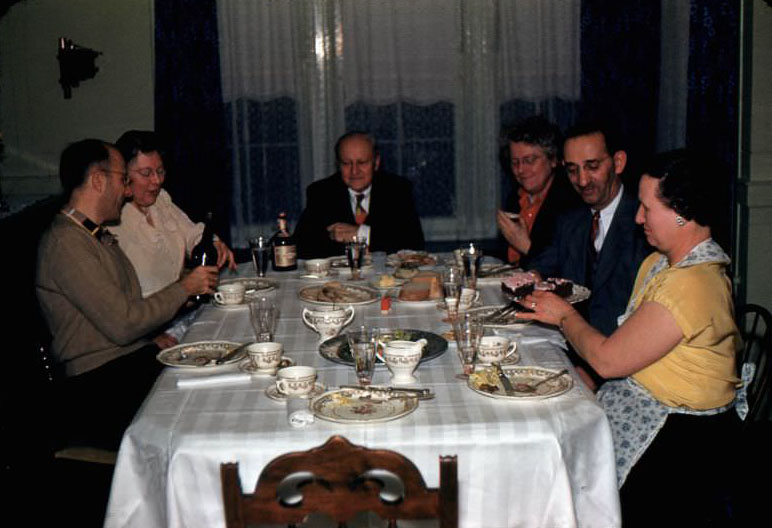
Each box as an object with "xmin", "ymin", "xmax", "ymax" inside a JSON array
[{"xmin": 513, "ymin": 369, "xmax": 569, "ymax": 393}]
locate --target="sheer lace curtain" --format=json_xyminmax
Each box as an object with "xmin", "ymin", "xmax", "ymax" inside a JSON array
[{"xmin": 217, "ymin": 0, "xmax": 580, "ymax": 245}]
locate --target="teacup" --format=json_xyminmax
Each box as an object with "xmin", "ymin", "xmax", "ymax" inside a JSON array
[
  {"xmin": 477, "ymin": 336, "xmax": 517, "ymax": 365},
  {"xmin": 383, "ymin": 339, "xmax": 426, "ymax": 385},
  {"xmin": 276, "ymin": 366, "xmax": 317, "ymax": 397},
  {"xmin": 246, "ymin": 342, "xmax": 283, "ymax": 373},
  {"xmin": 214, "ymin": 283, "xmax": 246, "ymax": 305},
  {"xmin": 304, "ymin": 258, "xmax": 331, "ymax": 277},
  {"xmin": 302, "ymin": 306, "xmax": 355, "ymax": 342}
]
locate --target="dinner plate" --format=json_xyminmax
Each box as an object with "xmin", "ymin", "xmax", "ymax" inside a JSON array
[
  {"xmin": 466, "ymin": 305, "xmax": 533, "ymax": 329},
  {"xmin": 328, "ymin": 255, "xmax": 374, "ymax": 269},
  {"xmin": 368, "ymin": 275, "xmax": 408, "ymax": 290},
  {"xmin": 385, "ymin": 250, "xmax": 438, "ymax": 268},
  {"xmin": 319, "ymin": 329, "xmax": 448, "ymax": 366},
  {"xmin": 502, "ymin": 280, "xmax": 591, "ymax": 304},
  {"xmin": 298, "ymin": 283, "xmax": 380, "ymax": 306},
  {"xmin": 218, "ymin": 277, "xmax": 277, "ymax": 298},
  {"xmin": 157, "ymin": 341, "xmax": 245, "ymax": 368},
  {"xmin": 475, "ymin": 265, "xmax": 521, "ymax": 285},
  {"xmin": 311, "ymin": 388, "xmax": 419, "ymax": 424},
  {"xmin": 467, "ymin": 366, "xmax": 573, "ymax": 400}
]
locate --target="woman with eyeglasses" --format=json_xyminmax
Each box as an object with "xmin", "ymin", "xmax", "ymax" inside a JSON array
[
  {"xmin": 518, "ymin": 150, "xmax": 741, "ymax": 525},
  {"xmin": 496, "ymin": 115, "xmax": 582, "ymax": 266},
  {"xmin": 111, "ymin": 130, "xmax": 235, "ymax": 348}
]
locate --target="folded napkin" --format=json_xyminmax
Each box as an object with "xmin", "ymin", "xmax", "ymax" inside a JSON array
[
  {"xmin": 287, "ymin": 397, "xmax": 315, "ymax": 428},
  {"xmin": 176, "ymin": 372, "xmax": 252, "ymax": 389}
]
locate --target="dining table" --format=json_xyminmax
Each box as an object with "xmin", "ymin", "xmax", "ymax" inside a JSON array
[{"xmin": 104, "ymin": 254, "xmax": 621, "ymax": 528}]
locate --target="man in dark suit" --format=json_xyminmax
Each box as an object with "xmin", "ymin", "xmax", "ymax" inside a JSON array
[
  {"xmin": 496, "ymin": 116, "xmax": 583, "ymax": 265},
  {"xmin": 294, "ymin": 131, "xmax": 424, "ymax": 259},
  {"xmin": 526, "ymin": 122, "xmax": 651, "ymax": 385}
]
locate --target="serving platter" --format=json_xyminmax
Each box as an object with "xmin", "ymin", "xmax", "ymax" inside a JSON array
[
  {"xmin": 157, "ymin": 340, "xmax": 244, "ymax": 368},
  {"xmin": 298, "ymin": 283, "xmax": 380, "ymax": 306},
  {"xmin": 319, "ymin": 329, "xmax": 448, "ymax": 366},
  {"xmin": 311, "ymin": 388, "xmax": 419, "ymax": 424},
  {"xmin": 467, "ymin": 366, "xmax": 573, "ymax": 400}
]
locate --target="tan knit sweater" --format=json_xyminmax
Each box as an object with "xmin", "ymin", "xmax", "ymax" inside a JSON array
[{"xmin": 36, "ymin": 214, "xmax": 189, "ymax": 376}]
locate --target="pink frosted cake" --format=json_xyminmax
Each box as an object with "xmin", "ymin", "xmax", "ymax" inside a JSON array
[
  {"xmin": 535, "ymin": 277, "xmax": 574, "ymax": 298},
  {"xmin": 500, "ymin": 272, "xmax": 537, "ymax": 298}
]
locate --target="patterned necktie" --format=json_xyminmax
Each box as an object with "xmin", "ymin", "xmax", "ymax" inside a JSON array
[
  {"xmin": 355, "ymin": 193, "xmax": 368, "ymax": 225},
  {"xmin": 590, "ymin": 210, "xmax": 601, "ymax": 254}
]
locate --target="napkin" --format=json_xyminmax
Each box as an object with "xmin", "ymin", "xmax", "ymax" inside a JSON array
[
  {"xmin": 176, "ymin": 372, "xmax": 252, "ymax": 389},
  {"xmin": 287, "ymin": 397, "xmax": 315, "ymax": 428}
]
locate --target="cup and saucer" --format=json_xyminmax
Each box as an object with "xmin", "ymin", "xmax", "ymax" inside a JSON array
[
  {"xmin": 238, "ymin": 342, "xmax": 294, "ymax": 377},
  {"xmin": 265, "ymin": 366, "xmax": 326, "ymax": 401}
]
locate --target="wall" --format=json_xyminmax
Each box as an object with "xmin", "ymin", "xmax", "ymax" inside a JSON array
[
  {"xmin": 0, "ymin": 0, "xmax": 154, "ymax": 202},
  {"xmin": 738, "ymin": 0, "xmax": 772, "ymax": 309}
]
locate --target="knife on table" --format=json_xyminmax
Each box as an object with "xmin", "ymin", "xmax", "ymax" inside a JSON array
[
  {"xmin": 493, "ymin": 362, "xmax": 515, "ymax": 396},
  {"xmin": 339, "ymin": 385, "xmax": 434, "ymax": 400},
  {"xmin": 215, "ymin": 343, "xmax": 249, "ymax": 365}
]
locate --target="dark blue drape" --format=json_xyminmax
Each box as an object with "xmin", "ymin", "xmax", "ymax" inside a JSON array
[
  {"xmin": 580, "ymin": 0, "xmax": 661, "ymax": 177},
  {"xmin": 687, "ymin": 0, "xmax": 739, "ymax": 252},
  {"xmin": 154, "ymin": 0, "xmax": 231, "ymax": 242}
]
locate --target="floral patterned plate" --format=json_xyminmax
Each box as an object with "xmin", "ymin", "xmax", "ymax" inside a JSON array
[
  {"xmin": 156, "ymin": 341, "xmax": 244, "ymax": 368},
  {"xmin": 311, "ymin": 388, "xmax": 419, "ymax": 424},
  {"xmin": 467, "ymin": 366, "xmax": 573, "ymax": 400}
]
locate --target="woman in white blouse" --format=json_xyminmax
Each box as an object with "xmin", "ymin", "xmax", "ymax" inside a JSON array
[{"xmin": 111, "ymin": 131, "xmax": 235, "ymax": 348}]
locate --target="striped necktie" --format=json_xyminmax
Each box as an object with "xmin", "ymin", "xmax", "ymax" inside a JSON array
[{"xmin": 355, "ymin": 193, "xmax": 368, "ymax": 225}]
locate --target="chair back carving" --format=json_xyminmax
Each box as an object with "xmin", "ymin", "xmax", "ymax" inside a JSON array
[
  {"xmin": 736, "ymin": 303, "xmax": 772, "ymax": 422},
  {"xmin": 221, "ymin": 435, "xmax": 457, "ymax": 528}
]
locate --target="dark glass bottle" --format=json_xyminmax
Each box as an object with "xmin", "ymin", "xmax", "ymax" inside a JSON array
[
  {"xmin": 271, "ymin": 212, "xmax": 297, "ymax": 271},
  {"xmin": 189, "ymin": 212, "xmax": 217, "ymax": 302}
]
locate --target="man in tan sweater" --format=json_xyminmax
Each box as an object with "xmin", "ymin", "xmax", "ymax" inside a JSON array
[{"xmin": 36, "ymin": 139, "xmax": 218, "ymax": 449}]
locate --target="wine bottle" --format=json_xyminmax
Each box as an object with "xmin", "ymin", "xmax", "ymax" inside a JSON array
[
  {"xmin": 189, "ymin": 212, "xmax": 217, "ymax": 302},
  {"xmin": 271, "ymin": 212, "xmax": 297, "ymax": 271}
]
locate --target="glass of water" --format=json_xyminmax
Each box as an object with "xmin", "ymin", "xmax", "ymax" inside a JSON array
[
  {"xmin": 248, "ymin": 236, "xmax": 270, "ymax": 277},
  {"xmin": 345, "ymin": 237, "xmax": 368, "ymax": 281},
  {"xmin": 452, "ymin": 313, "xmax": 483, "ymax": 379},
  {"xmin": 347, "ymin": 326, "xmax": 379, "ymax": 386},
  {"xmin": 249, "ymin": 297, "xmax": 278, "ymax": 342}
]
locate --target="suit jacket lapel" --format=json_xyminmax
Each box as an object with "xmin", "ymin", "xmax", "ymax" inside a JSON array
[
  {"xmin": 594, "ymin": 190, "xmax": 637, "ymax": 290},
  {"xmin": 334, "ymin": 176, "xmax": 356, "ymax": 225}
]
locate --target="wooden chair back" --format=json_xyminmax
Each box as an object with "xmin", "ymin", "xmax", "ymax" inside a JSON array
[
  {"xmin": 221, "ymin": 435, "xmax": 457, "ymax": 528},
  {"xmin": 736, "ymin": 303, "xmax": 772, "ymax": 422}
]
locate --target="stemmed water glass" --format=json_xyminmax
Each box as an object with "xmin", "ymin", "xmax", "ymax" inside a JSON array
[
  {"xmin": 249, "ymin": 297, "xmax": 278, "ymax": 342},
  {"xmin": 345, "ymin": 237, "xmax": 368, "ymax": 281},
  {"xmin": 443, "ymin": 266, "xmax": 464, "ymax": 322},
  {"xmin": 452, "ymin": 313, "xmax": 483, "ymax": 379},
  {"xmin": 347, "ymin": 326, "xmax": 379, "ymax": 386}
]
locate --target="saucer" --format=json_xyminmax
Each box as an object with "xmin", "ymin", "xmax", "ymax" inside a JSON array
[
  {"xmin": 265, "ymin": 383, "xmax": 326, "ymax": 402},
  {"xmin": 238, "ymin": 356, "xmax": 296, "ymax": 376}
]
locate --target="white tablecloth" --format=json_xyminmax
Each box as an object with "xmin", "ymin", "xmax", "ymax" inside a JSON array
[{"xmin": 105, "ymin": 260, "xmax": 620, "ymax": 528}]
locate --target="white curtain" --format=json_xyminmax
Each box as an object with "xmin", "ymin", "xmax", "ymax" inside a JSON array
[{"xmin": 218, "ymin": 0, "xmax": 580, "ymax": 245}]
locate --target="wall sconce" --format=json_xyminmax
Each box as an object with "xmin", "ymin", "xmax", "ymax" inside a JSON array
[{"xmin": 57, "ymin": 37, "xmax": 101, "ymax": 99}]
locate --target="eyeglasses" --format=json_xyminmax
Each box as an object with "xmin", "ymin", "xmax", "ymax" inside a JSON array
[
  {"xmin": 564, "ymin": 156, "xmax": 611, "ymax": 178},
  {"xmin": 131, "ymin": 167, "xmax": 166, "ymax": 179},
  {"xmin": 102, "ymin": 169, "xmax": 130, "ymax": 185},
  {"xmin": 510, "ymin": 154, "xmax": 545, "ymax": 170}
]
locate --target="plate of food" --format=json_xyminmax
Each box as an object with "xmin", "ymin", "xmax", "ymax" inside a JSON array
[
  {"xmin": 328, "ymin": 255, "xmax": 374, "ymax": 269},
  {"xmin": 311, "ymin": 388, "xmax": 419, "ymax": 424},
  {"xmin": 156, "ymin": 341, "xmax": 245, "ymax": 368},
  {"xmin": 467, "ymin": 366, "xmax": 573, "ymax": 400},
  {"xmin": 368, "ymin": 273, "xmax": 408, "ymax": 290},
  {"xmin": 298, "ymin": 281, "xmax": 380, "ymax": 306},
  {"xmin": 500, "ymin": 274, "xmax": 590, "ymax": 304},
  {"xmin": 218, "ymin": 277, "xmax": 277, "ymax": 298},
  {"xmin": 466, "ymin": 305, "xmax": 532, "ymax": 329},
  {"xmin": 319, "ymin": 329, "xmax": 448, "ymax": 366},
  {"xmin": 386, "ymin": 250, "xmax": 438, "ymax": 268},
  {"xmin": 395, "ymin": 271, "xmax": 444, "ymax": 304}
]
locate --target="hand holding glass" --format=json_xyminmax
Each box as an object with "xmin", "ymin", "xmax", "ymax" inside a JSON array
[{"xmin": 347, "ymin": 326, "xmax": 379, "ymax": 386}]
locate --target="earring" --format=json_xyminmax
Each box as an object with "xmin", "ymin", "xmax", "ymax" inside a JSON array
[{"xmin": 675, "ymin": 215, "xmax": 686, "ymax": 227}]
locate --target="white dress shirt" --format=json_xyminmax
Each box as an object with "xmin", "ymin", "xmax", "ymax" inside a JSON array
[{"xmin": 593, "ymin": 183, "xmax": 624, "ymax": 253}]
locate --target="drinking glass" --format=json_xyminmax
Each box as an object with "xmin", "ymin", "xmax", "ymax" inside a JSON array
[
  {"xmin": 461, "ymin": 243, "xmax": 483, "ymax": 289},
  {"xmin": 345, "ymin": 237, "xmax": 368, "ymax": 281},
  {"xmin": 442, "ymin": 266, "xmax": 463, "ymax": 321},
  {"xmin": 347, "ymin": 326, "xmax": 379, "ymax": 386},
  {"xmin": 452, "ymin": 313, "xmax": 483, "ymax": 379},
  {"xmin": 248, "ymin": 236, "xmax": 270, "ymax": 277},
  {"xmin": 249, "ymin": 297, "xmax": 278, "ymax": 342}
]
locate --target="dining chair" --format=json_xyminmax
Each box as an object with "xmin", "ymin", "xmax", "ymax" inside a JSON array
[
  {"xmin": 221, "ymin": 435, "xmax": 458, "ymax": 528},
  {"xmin": 735, "ymin": 303, "xmax": 771, "ymax": 423}
]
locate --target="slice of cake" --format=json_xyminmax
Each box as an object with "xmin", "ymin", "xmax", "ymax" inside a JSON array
[
  {"xmin": 535, "ymin": 278, "xmax": 574, "ymax": 298},
  {"xmin": 398, "ymin": 281, "xmax": 431, "ymax": 301},
  {"xmin": 501, "ymin": 272, "xmax": 537, "ymax": 299},
  {"xmin": 411, "ymin": 271, "xmax": 443, "ymax": 299}
]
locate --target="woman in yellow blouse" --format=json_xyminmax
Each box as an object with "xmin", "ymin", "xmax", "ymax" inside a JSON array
[{"xmin": 519, "ymin": 150, "xmax": 740, "ymax": 526}]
